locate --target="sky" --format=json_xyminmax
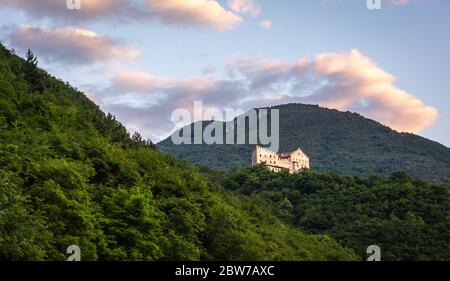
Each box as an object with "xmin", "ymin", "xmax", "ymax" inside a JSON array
[{"xmin": 0, "ymin": 0, "xmax": 449, "ymax": 146}]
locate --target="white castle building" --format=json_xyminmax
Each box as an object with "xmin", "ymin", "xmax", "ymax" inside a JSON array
[{"xmin": 252, "ymin": 145, "xmax": 310, "ymax": 173}]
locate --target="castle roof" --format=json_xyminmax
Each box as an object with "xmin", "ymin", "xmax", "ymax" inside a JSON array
[
  {"xmin": 279, "ymin": 148, "xmax": 305, "ymax": 157},
  {"xmin": 255, "ymin": 146, "xmax": 308, "ymax": 159}
]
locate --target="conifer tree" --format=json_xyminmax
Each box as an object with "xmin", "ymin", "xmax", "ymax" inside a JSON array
[{"xmin": 24, "ymin": 49, "xmax": 44, "ymax": 93}]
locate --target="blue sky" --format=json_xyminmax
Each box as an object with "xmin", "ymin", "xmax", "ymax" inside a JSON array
[{"xmin": 0, "ymin": 0, "xmax": 449, "ymax": 146}]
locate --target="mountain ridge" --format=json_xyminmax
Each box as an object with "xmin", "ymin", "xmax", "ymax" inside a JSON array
[{"xmin": 158, "ymin": 103, "xmax": 450, "ymax": 183}]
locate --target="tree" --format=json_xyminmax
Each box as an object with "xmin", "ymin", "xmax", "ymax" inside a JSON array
[
  {"xmin": 24, "ymin": 49, "xmax": 44, "ymax": 93},
  {"xmin": 132, "ymin": 132, "xmax": 143, "ymax": 144},
  {"xmin": 0, "ymin": 171, "xmax": 50, "ymax": 260},
  {"xmin": 26, "ymin": 49, "xmax": 37, "ymax": 66}
]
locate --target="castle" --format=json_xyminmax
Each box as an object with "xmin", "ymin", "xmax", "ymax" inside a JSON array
[{"xmin": 252, "ymin": 145, "xmax": 310, "ymax": 173}]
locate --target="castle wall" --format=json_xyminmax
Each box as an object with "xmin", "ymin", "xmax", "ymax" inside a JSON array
[{"xmin": 252, "ymin": 146, "xmax": 310, "ymax": 173}]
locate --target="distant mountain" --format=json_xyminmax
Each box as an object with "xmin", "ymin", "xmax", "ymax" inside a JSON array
[{"xmin": 158, "ymin": 104, "xmax": 450, "ymax": 183}]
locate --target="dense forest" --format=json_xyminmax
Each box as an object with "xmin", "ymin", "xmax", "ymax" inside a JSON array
[
  {"xmin": 158, "ymin": 104, "xmax": 450, "ymax": 183},
  {"xmin": 211, "ymin": 165, "xmax": 450, "ymax": 260},
  {"xmin": 0, "ymin": 43, "xmax": 358, "ymax": 260},
  {"xmin": 1, "ymin": 42, "xmax": 448, "ymax": 261}
]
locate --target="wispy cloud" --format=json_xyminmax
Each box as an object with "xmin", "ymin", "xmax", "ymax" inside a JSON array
[
  {"xmin": 112, "ymin": 69, "xmax": 176, "ymax": 93},
  {"xmin": 388, "ymin": 0, "xmax": 411, "ymax": 5},
  {"xmin": 228, "ymin": 0, "xmax": 261, "ymax": 17},
  {"xmin": 260, "ymin": 20, "xmax": 272, "ymax": 30}
]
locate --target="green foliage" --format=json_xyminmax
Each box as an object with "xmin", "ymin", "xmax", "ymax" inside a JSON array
[
  {"xmin": 0, "ymin": 171, "xmax": 51, "ymax": 260},
  {"xmin": 0, "ymin": 44, "xmax": 356, "ymax": 261},
  {"xmin": 201, "ymin": 190, "xmax": 356, "ymax": 261},
  {"xmin": 217, "ymin": 165, "xmax": 450, "ymax": 260},
  {"xmin": 158, "ymin": 104, "xmax": 450, "ymax": 183}
]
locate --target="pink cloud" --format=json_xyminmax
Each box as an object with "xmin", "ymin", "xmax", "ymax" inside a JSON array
[
  {"xmin": 1, "ymin": 0, "xmax": 243, "ymax": 31},
  {"xmin": 112, "ymin": 69, "xmax": 176, "ymax": 93},
  {"xmin": 0, "ymin": 0, "xmax": 131, "ymax": 20},
  {"xmin": 308, "ymin": 50, "xmax": 438, "ymax": 133},
  {"xmin": 90, "ymin": 50, "xmax": 438, "ymax": 141},
  {"xmin": 146, "ymin": 0, "xmax": 243, "ymax": 31},
  {"xmin": 226, "ymin": 50, "xmax": 439, "ymax": 134},
  {"xmin": 260, "ymin": 20, "xmax": 272, "ymax": 30},
  {"xmin": 7, "ymin": 25, "xmax": 139, "ymax": 65}
]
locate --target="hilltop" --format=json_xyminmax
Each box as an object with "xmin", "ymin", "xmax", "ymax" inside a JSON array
[{"xmin": 158, "ymin": 104, "xmax": 450, "ymax": 183}]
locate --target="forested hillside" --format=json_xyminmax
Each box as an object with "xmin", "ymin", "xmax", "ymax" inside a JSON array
[
  {"xmin": 212, "ymin": 165, "xmax": 450, "ymax": 260},
  {"xmin": 0, "ymin": 44, "xmax": 357, "ymax": 260},
  {"xmin": 158, "ymin": 104, "xmax": 450, "ymax": 183}
]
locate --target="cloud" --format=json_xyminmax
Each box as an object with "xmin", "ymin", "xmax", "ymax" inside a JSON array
[
  {"xmin": 6, "ymin": 25, "xmax": 139, "ymax": 65},
  {"xmin": 227, "ymin": 49, "xmax": 438, "ymax": 133},
  {"xmin": 388, "ymin": 0, "xmax": 410, "ymax": 5},
  {"xmin": 228, "ymin": 0, "xmax": 261, "ymax": 17},
  {"xmin": 0, "ymin": 0, "xmax": 132, "ymax": 20},
  {"xmin": 0, "ymin": 0, "xmax": 243, "ymax": 31},
  {"xmin": 90, "ymin": 79, "xmax": 228, "ymax": 140},
  {"xmin": 93, "ymin": 72, "xmax": 247, "ymax": 140},
  {"xmin": 112, "ymin": 69, "xmax": 176, "ymax": 93},
  {"xmin": 307, "ymin": 50, "xmax": 438, "ymax": 133},
  {"xmin": 260, "ymin": 20, "xmax": 272, "ymax": 30},
  {"xmin": 146, "ymin": 0, "xmax": 243, "ymax": 31},
  {"xmin": 89, "ymin": 49, "xmax": 437, "ymax": 141}
]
